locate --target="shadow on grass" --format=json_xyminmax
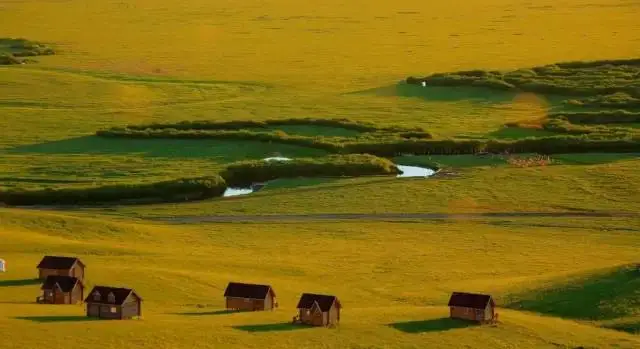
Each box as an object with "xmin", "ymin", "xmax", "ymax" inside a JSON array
[
  {"xmin": 233, "ymin": 322, "xmax": 312, "ymax": 332},
  {"xmin": 9, "ymin": 136, "xmax": 326, "ymax": 161},
  {"xmin": 0, "ymin": 278, "xmax": 41, "ymax": 287},
  {"xmin": 604, "ymin": 320, "xmax": 640, "ymax": 335},
  {"xmin": 505, "ymin": 264, "xmax": 640, "ymax": 321},
  {"xmin": 14, "ymin": 316, "xmax": 97, "ymax": 323},
  {"xmin": 388, "ymin": 318, "xmax": 476, "ymax": 333},
  {"xmin": 350, "ymin": 83, "xmax": 519, "ymax": 104},
  {"xmin": 175, "ymin": 310, "xmax": 238, "ymax": 316}
]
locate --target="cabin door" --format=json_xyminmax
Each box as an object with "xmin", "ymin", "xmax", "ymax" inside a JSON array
[
  {"xmin": 54, "ymin": 290, "xmax": 65, "ymax": 304},
  {"xmin": 474, "ymin": 309, "xmax": 483, "ymax": 321}
]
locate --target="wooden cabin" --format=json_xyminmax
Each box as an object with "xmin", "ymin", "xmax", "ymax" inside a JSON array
[
  {"xmin": 37, "ymin": 256, "xmax": 85, "ymax": 281},
  {"xmin": 84, "ymin": 286, "xmax": 142, "ymax": 320},
  {"xmin": 294, "ymin": 293, "xmax": 341, "ymax": 327},
  {"xmin": 447, "ymin": 292, "xmax": 496, "ymax": 323},
  {"xmin": 38, "ymin": 275, "xmax": 84, "ymax": 304},
  {"xmin": 223, "ymin": 282, "xmax": 277, "ymax": 311}
]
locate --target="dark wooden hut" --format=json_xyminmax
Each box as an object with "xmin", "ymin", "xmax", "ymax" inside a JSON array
[
  {"xmin": 447, "ymin": 292, "xmax": 496, "ymax": 323},
  {"xmin": 294, "ymin": 293, "xmax": 341, "ymax": 327},
  {"xmin": 37, "ymin": 256, "xmax": 85, "ymax": 281},
  {"xmin": 38, "ymin": 275, "xmax": 84, "ymax": 304},
  {"xmin": 85, "ymin": 286, "xmax": 142, "ymax": 320},
  {"xmin": 223, "ymin": 282, "xmax": 277, "ymax": 311}
]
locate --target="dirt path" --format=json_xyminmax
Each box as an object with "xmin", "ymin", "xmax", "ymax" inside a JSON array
[{"xmin": 155, "ymin": 211, "xmax": 639, "ymax": 223}]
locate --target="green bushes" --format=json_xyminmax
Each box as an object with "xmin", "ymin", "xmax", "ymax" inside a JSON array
[
  {"xmin": 0, "ymin": 38, "xmax": 55, "ymax": 65},
  {"xmin": 98, "ymin": 128, "xmax": 346, "ymax": 152},
  {"xmin": 554, "ymin": 110, "xmax": 640, "ymax": 124},
  {"xmin": 0, "ymin": 176, "xmax": 227, "ymax": 206},
  {"xmin": 407, "ymin": 58, "xmax": 640, "ymax": 97},
  {"xmin": 98, "ymin": 123, "xmax": 640, "ymax": 156},
  {"xmin": 0, "ymin": 54, "xmax": 21, "ymax": 65},
  {"xmin": 220, "ymin": 155, "xmax": 399, "ymax": 186},
  {"xmin": 343, "ymin": 137, "xmax": 640, "ymax": 156},
  {"xmin": 121, "ymin": 117, "xmax": 428, "ymax": 134},
  {"xmin": 566, "ymin": 93, "xmax": 640, "ymax": 109}
]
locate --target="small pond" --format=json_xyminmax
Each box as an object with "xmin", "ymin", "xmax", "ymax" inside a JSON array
[
  {"xmin": 396, "ymin": 165, "xmax": 436, "ymax": 178},
  {"xmin": 222, "ymin": 157, "xmax": 435, "ymax": 197}
]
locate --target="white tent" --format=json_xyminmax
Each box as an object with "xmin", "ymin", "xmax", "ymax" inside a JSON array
[{"xmin": 0, "ymin": 259, "xmax": 5, "ymax": 272}]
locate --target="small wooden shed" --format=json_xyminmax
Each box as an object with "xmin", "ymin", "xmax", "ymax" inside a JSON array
[
  {"xmin": 39, "ymin": 275, "xmax": 84, "ymax": 304},
  {"xmin": 223, "ymin": 282, "xmax": 277, "ymax": 311},
  {"xmin": 85, "ymin": 286, "xmax": 142, "ymax": 320},
  {"xmin": 447, "ymin": 292, "xmax": 496, "ymax": 323},
  {"xmin": 295, "ymin": 293, "xmax": 341, "ymax": 327},
  {"xmin": 37, "ymin": 256, "xmax": 85, "ymax": 281}
]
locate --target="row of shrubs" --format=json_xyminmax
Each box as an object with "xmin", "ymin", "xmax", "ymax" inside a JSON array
[
  {"xmin": 0, "ymin": 38, "xmax": 55, "ymax": 65},
  {"xmin": 97, "ymin": 128, "xmax": 434, "ymax": 151},
  {"xmin": 0, "ymin": 176, "xmax": 227, "ymax": 206},
  {"xmin": 551, "ymin": 110, "xmax": 640, "ymax": 124},
  {"xmin": 565, "ymin": 93, "xmax": 640, "ymax": 109},
  {"xmin": 0, "ymin": 155, "xmax": 402, "ymax": 206},
  {"xmin": 97, "ymin": 126, "xmax": 640, "ymax": 156},
  {"xmin": 541, "ymin": 118, "xmax": 637, "ymax": 137},
  {"xmin": 221, "ymin": 154, "xmax": 399, "ymax": 186},
  {"xmin": 0, "ymin": 54, "xmax": 21, "ymax": 65},
  {"xmin": 407, "ymin": 58, "xmax": 640, "ymax": 97},
  {"xmin": 121, "ymin": 117, "xmax": 429, "ymax": 135}
]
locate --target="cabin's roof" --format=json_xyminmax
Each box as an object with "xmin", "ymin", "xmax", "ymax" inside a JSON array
[
  {"xmin": 224, "ymin": 282, "xmax": 274, "ymax": 299},
  {"xmin": 37, "ymin": 256, "xmax": 83, "ymax": 270},
  {"xmin": 447, "ymin": 292, "xmax": 493, "ymax": 309},
  {"xmin": 41, "ymin": 275, "xmax": 81, "ymax": 292},
  {"xmin": 296, "ymin": 293, "xmax": 340, "ymax": 312},
  {"xmin": 84, "ymin": 286, "xmax": 140, "ymax": 305}
]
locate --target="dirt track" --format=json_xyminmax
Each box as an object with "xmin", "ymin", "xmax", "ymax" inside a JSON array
[{"xmin": 155, "ymin": 211, "xmax": 639, "ymax": 223}]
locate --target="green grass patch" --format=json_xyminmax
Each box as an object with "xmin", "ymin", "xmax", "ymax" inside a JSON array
[
  {"xmin": 505, "ymin": 264, "xmax": 640, "ymax": 323},
  {"xmin": 262, "ymin": 177, "xmax": 340, "ymax": 191}
]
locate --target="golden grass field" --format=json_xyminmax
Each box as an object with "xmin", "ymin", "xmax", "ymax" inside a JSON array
[
  {"xmin": 1, "ymin": 209, "xmax": 639, "ymax": 348},
  {"xmin": 1, "ymin": 0, "xmax": 640, "ymax": 348}
]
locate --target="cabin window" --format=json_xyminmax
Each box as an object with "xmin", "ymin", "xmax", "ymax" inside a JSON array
[
  {"xmin": 48, "ymin": 291, "xmax": 53, "ymax": 297},
  {"xmin": 107, "ymin": 292, "xmax": 116, "ymax": 303},
  {"xmin": 110, "ymin": 307, "xmax": 117, "ymax": 313},
  {"xmin": 306, "ymin": 310, "xmax": 310, "ymax": 316},
  {"xmin": 244, "ymin": 298, "xmax": 250, "ymax": 303},
  {"xmin": 93, "ymin": 292, "xmax": 101, "ymax": 301}
]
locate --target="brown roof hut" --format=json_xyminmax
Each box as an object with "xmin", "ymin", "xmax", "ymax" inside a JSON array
[
  {"xmin": 224, "ymin": 282, "xmax": 277, "ymax": 311},
  {"xmin": 37, "ymin": 256, "xmax": 85, "ymax": 281},
  {"xmin": 85, "ymin": 286, "xmax": 142, "ymax": 320},
  {"xmin": 38, "ymin": 275, "xmax": 84, "ymax": 304},
  {"xmin": 295, "ymin": 293, "xmax": 341, "ymax": 327},
  {"xmin": 447, "ymin": 292, "xmax": 495, "ymax": 323}
]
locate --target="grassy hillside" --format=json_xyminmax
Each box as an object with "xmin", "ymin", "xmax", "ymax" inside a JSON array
[{"xmin": 1, "ymin": 209, "xmax": 639, "ymax": 348}]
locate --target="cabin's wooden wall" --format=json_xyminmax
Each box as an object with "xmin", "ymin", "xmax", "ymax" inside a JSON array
[
  {"xmin": 226, "ymin": 297, "xmax": 266, "ymax": 311},
  {"xmin": 450, "ymin": 306, "xmax": 478, "ymax": 321},
  {"xmin": 121, "ymin": 298, "xmax": 140, "ymax": 319}
]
